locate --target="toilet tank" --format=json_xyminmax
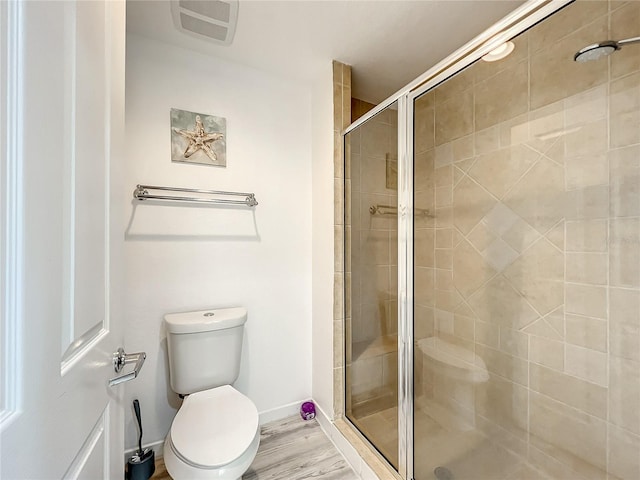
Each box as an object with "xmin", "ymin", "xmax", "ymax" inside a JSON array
[{"xmin": 165, "ymin": 307, "xmax": 247, "ymax": 395}]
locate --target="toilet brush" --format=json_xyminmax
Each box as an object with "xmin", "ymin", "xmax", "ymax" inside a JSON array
[{"xmin": 126, "ymin": 399, "xmax": 155, "ymax": 480}]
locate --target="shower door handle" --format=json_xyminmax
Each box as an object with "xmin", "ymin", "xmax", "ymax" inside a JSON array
[{"xmin": 109, "ymin": 347, "xmax": 146, "ymax": 387}]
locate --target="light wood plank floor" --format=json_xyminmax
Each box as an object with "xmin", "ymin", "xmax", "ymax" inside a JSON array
[{"xmin": 150, "ymin": 415, "xmax": 358, "ymax": 480}]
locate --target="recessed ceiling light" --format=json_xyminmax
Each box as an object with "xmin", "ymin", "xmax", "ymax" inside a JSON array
[{"xmin": 482, "ymin": 41, "xmax": 515, "ymax": 62}]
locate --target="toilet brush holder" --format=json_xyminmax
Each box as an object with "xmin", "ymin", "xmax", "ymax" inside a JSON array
[{"xmin": 126, "ymin": 449, "xmax": 155, "ymax": 480}]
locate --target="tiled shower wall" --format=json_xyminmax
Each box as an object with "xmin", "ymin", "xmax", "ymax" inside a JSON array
[
  {"xmin": 413, "ymin": 1, "xmax": 640, "ymax": 478},
  {"xmin": 333, "ymin": 60, "xmax": 351, "ymax": 419}
]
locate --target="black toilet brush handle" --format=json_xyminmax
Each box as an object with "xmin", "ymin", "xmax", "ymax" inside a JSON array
[{"xmin": 133, "ymin": 399, "xmax": 143, "ymax": 456}]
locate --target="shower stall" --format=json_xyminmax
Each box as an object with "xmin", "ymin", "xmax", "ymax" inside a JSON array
[{"xmin": 343, "ymin": 1, "xmax": 640, "ymax": 479}]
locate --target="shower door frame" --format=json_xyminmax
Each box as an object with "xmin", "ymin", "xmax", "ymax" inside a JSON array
[{"xmin": 342, "ymin": 1, "xmax": 574, "ymax": 479}]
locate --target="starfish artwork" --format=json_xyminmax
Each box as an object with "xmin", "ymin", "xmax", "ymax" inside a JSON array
[{"xmin": 170, "ymin": 108, "xmax": 227, "ymax": 167}]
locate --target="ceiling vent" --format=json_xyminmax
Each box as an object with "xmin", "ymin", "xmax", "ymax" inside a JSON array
[{"xmin": 171, "ymin": 0, "xmax": 239, "ymax": 46}]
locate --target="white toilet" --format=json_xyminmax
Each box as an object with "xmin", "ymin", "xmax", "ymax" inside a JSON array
[{"xmin": 163, "ymin": 307, "xmax": 260, "ymax": 480}]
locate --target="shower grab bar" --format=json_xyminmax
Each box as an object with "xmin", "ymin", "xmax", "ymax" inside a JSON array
[
  {"xmin": 133, "ymin": 184, "xmax": 258, "ymax": 207},
  {"xmin": 370, "ymin": 204, "xmax": 431, "ymax": 217}
]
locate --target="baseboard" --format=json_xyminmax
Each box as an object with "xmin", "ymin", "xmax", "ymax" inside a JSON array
[
  {"xmin": 258, "ymin": 399, "xmax": 304, "ymax": 425},
  {"xmin": 123, "ymin": 439, "xmax": 165, "ymax": 463}
]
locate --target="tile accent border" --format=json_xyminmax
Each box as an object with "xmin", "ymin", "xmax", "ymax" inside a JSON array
[{"xmin": 332, "ymin": 60, "xmax": 350, "ymax": 418}]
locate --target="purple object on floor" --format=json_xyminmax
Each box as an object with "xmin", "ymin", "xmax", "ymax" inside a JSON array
[{"xmin": 300, "ymin": 401, "xmax": 316, "ymax": 420}]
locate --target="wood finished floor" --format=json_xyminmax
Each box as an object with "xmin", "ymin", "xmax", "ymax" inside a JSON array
[{"xmin": 150, "ymin": 415, "xmax": 358, "ymax": 480}]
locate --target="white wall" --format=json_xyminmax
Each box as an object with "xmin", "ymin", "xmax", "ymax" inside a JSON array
[
  {"xmin": 123, "ymin": 33, "xmax": 313, "ymax": 449},
  {"xmin": 310, "ymin": 65, "xmax": 336, "ymax": 419}
]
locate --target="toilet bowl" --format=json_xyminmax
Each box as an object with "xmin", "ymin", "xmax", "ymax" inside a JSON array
[
  {"xmin": 163, "ymin": 307, "xmax": 260, "ymax": 479},
  {"xmin": 163, "ymin": 385, "xmax": 260, "ymax": 480}
]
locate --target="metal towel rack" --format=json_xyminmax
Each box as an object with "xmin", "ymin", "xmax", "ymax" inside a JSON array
[
  {"xmin": 133, "ymin": 184, "xmax": 258, "ymax": 207},
  {"xmin": 369, "ymin": 204, "xmax": 432, "ymax": 217}
]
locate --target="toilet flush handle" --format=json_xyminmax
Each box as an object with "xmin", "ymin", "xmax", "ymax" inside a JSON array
[{"xmin": 109, "ymin": 347, "xmax": 146, "ymax": 387}]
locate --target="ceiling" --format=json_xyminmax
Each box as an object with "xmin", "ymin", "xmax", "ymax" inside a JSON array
[{"xmin": 127, "ymin": 0, "xmax": 525, "ymax": 104}]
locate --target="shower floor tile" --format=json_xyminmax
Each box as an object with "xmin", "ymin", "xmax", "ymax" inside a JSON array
[{"xmin": 352, "ymin": 402, "xmax": 556, "ymax": 480}]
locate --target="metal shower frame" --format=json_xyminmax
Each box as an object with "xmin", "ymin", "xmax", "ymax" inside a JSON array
[{"xmin": 341, "ymin": 1, "xmax": 574, "ymax": 479}]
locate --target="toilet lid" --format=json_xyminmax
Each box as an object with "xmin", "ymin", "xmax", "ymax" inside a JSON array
[{"xmin": 171, "ymin": 385, "xmax": 259, "ymax": 468}]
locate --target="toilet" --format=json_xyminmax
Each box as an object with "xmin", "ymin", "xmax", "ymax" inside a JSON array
[{"xmin": 163, "ymin": 307, "xmax": 260, "ymax": 480}]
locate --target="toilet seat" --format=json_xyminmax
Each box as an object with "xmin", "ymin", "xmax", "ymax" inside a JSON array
[{"xmin": 170, "ymin": 385, "xmax": 259, "ymax": 469}]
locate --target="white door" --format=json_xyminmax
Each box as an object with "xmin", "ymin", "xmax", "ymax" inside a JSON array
[{"xmin": 1, "ymin": 1, "xmax": 128, "ymax": 478}]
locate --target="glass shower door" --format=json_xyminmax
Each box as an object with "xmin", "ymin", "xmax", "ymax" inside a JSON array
[
  {"xmin": 412, "ymin": 1, "xmax": 640, "ymax": 478},
  {"xmin": 345, "ymin": 102, "xmax": 399, "ymax": 469}
]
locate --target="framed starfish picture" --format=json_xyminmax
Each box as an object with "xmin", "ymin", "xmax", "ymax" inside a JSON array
[{"xmin": 170, "ymin": 108, "xmax": 227, "ymax": 167}]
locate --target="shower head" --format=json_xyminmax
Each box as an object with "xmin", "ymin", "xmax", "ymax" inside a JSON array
[{"xmin": 574, "ymin": 36, "xmax": 640, "ymax": 62}]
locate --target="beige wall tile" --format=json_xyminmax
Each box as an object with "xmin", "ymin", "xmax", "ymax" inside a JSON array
[
  {"xmin": 545, "ymin": 221, "xmax": 565, "ymax": 251},
  {"xmin": 610, "ymin": 145, "xmax": 640, "ymax": 218},
  {"xmin": 524, "ymin": 316, "xmax": 563, "ymax": 341},
  {"xmin": 503, "ymin": 158, "xmax": 564, "ymax": 234},
  {"xmin": 414, "ymin": 304, "xmax": 434, "ymax": 340},
  {"xmin": 435, "ymin": 206, "xmax": 452, "ymax": 229},
  {"xmin": 467, "ymin": 222, "xmax": 497, "ymax": 252},
  {"xmin": 475, "ymin": 60, "xmax": 529, "ymax": 131},
  {"xmin": 530, "ymin": 335, "xmax": 565, "ymax": 371},
  {"xmin": 565, "ymin": 85, "xmax": 608, "ymax": 128},
  {"xmin": 564, "ymin": 185, "xmax": 609, "ymax": 221},
  {"xmin": 435, "ymin": 228, "xmax": 452, "ymax": 249},
  {"xmin": 435, "ymin": 89, "xmax": 474, "ymax": 145},
  {"xmin": 502, "ymin": 218, "xmax": 540, "ymax": 253},
  {"xmin": 609, "ymin": 356, "xmax": 640, "ymax": 434},
  {"xmin": 452, "ymin": 135, "xmax": 474, "ymax": 162},
  {"xmin": 468, "ymin": 275, "xmax": 538, "ymax": 330},
  {"xmin": 475, "ymin": 374, "xmax": 529, "ymax": 438},
  {"xmin": 474, "ymin": 125, "xmax": 500, "ymax": 155},
  {"xmin": 475, "ymin": 344, "xmax": 528, "ymax": 386},
  {"xmin": 453, "ymin": 314, "xmax": 474, "ymax": 341},
  {"xmin": 453, "ymin": 239, "xmax": 497, "ymax": 298},
  {"xmin": 434, "ymin": 66, "xmax": 474, "ymax": 106},
  {"xmin": 566, "ymin": 283, "xmax": 607, "ymax": 319},
  {"xmin": 435, "ymin": 269, "xmax": 453, "ymax": 292},
  {"xmin": 565, "ymin": 156, "xmax": 609, "ymax": 192},
  {"xmin": 453, "ymin": 176, "xmax": 497, "ymax": 235},
  {"xmin": 468, "ymin": 145, "xmax": 539, "ymax": 200},
  {"xmin": 611, "ymin": 2, "xmax": 640, "ymax": 78},
  {"xmin": 435, "ymin": 248, "xmax": 452, "ymax": 270},
  {"xmin": 415, "ymin": 267, "xmax": 435, "ymax": 307},
  {"xmin": 434, "ymin": 143, "xmax": 453, "ymax": 168},
  {"xmin": 530, "ymin": 14, "xmax": 608, "ymax": 110},
  {"xmin": 414, "ymin": 228, "xmax": 434, "ymax": 268},
  {"xmin": 565, "ymin": 343, "xmax": 608, "ymax": 386},
  {"xmin": 610, "ymin": 217, "xmax": 640, "ymax": 288},
  {"xmin": 529, "ymin": 391, "xmax": 607, "ymax": 478},
  {"xmin": 610, "ymin": 71, "xmax": 640, "ymax": 148},
  {"xmin": 566, "ymin": 219, "xmax": 608, "ymax": 252},
  {"xmin": 504, "ymin": 238, "xmax": 564, "ymax": 316},
  {"xmin": 434, "ymin": 165, "xmax": 452, "ymax": 188},
  {"xmin": 475, "ymin": 319, "xmax": 500, "ymax": 349},
  {"xmin": 608, "ymin": 425, "xmax": 640, "ymax": 480},
  {"xmin": 565, "ymin": 119, "xmax": 607, "ymax": 158},
  {"xmin": 528, "ymin": 1, "xmax": 608, "ymax": 55},
  {"xmin": 415, "ymin": 149, "xmax": 435, "ymax": 193},
  {"xmin": 499, "ymin": 114, "xmax": 529, "ymax": 148},
  {"xmin": 435, "ymin": 186, "xmax": 452, "ymax": 207},
  {"xmin": 498, "ymin": 327, "xmax": 528, "ymax": 359},
  {"xmin": 529, "ymin": 363, "xmax": 607, "ymax": 419},
  {"xmin": 565, "ymin": 314, "xmax": 607, "ymax": 352},
  {"xmin": 565, "ymin": 252, "xmax": 607, "ymax": 285},
  {"xmin": 610, "ymin": 287, "xmax": 640, "ymax": 361},
  {"xmin": 415, "ymin": 103, "xmax": 435, "ymax": 154}
]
